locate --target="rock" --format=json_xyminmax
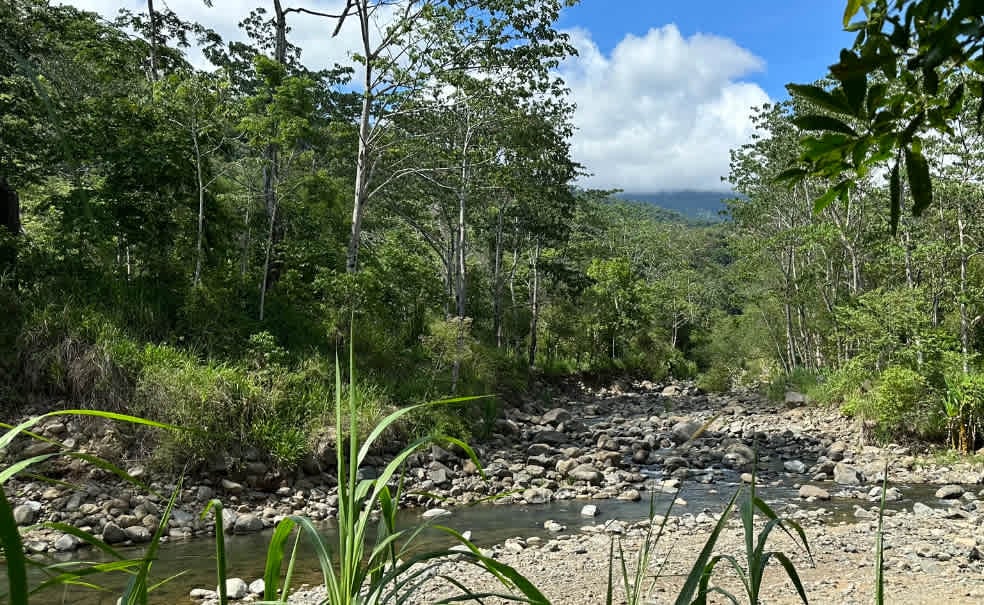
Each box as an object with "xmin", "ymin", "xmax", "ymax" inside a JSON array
[
  {"xmin": 233, "ymin": 514, "xmax": 264, "ymax": 534},
  {"xmin": 662, "ymin": 456, "xmax": 690, "ymax": 472},
  {"xmin": 102, "ymin": 522, "xmax": 128, "ymax": 544},
  {"xmin": 661, "ymin": 385, "xmax": 681, "ymax": 397},
  {"xmin": 221, "ymin": 479, "xmax": 244, "ymax": 495},
  {"xmin": 430, "ymin": 444, "xmax": 458, "ymax": 463},
  {"xmin": 124, "ymin": 526, "xmax": 152, "ymax": 543},
  {"xmin": 196, "ymin": 486, "xmax": 214, "ymax": 501},
  {"xmin": 428, "ymin": 467, "xmax": 451, "ymax": 486},
  {"xmin": 724, "ymin": 443, "xmax": 756, "ymax": 469},
  {"xmin": 54, "ymin": 533, "xmax": 80, "ymax": 552},
  {"xmin": 580, "ymin": 504, "xmax": 599, "ymax": 517},
  {"xmin": 784, "ymin": 391, "xmax": 808, "ymax": 407},
  {"xmin": 935, "ymin": 484, "xmax": 965, "ymax": 499},
  {"xmin": 833, "ymin": 462, "xmax": 864, "ymax": 485},
  {"xmin": 422, "ymin": 508, "xmax": 451, "ymax": 519},
  {"xmin": 798, "ymin": 485, "xmax": 831, "ymax": 500},
  {"xmin": 522, "ymin": 487, "xmax": 552, "ymax": 504},
  {"xmin": 248, "ymin": 579, "xmax": 265, "ymax": 595},
  {"xmin": 543, "ymin": 520, "xmax": 565, "ymax": 532},
  {"xmin": 784, "ymin": 460, "xmax": 807, "ymax": 474},
  {"xmin": 913, "ymin": 502, "xmax": 935, "ymax": 517},
  {"xmin": 533, "ymin": 431, "xmax": 567, "ymax": 445},
  {"xmin": 541, "ymin": 408, "xmax": 571, "ymax": 424},
  {"xmin": 740, "ymin": 473, "xmax": 754, "ymax": 484},
  {"xmin": 826, "ymin": 441, "xmax": 847, "ymax": 461},
  {"xmin": 222, "ymin": 578, "xmax": 249, "ymax": 600},
  {"xmin": 568, "ymin": 464, "xmax": 603, "ymax": 484},
  {"xmin": 617, "ymin": 489, "xmax": 641, "ymax": 501},
  {"xmin": 671, "ymin": 420, "xmax": 701, "ymax": 444},
  {"xmin": 12, "ymin": 501, "xmax": 41, "ymax": 526},
  {"xmin": 555, "ymin": 458, "xmax": 578, "ymax": 475}
]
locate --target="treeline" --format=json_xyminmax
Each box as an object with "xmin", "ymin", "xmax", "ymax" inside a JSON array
[
  {"xmin": 709, "ymin": 88, "xmax": 984, "ymax": 452},
  {"xmin": 0, "ymin": 1, "xmax": 726, "ymax": 468}
]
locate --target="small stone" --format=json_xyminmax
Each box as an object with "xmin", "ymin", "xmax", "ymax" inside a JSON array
[
  {"xmin": 248, "ymin": 578, "xmax": 265, "ymax": 595},
  {"xmin": 935, "ymin": 484, "xmax": 965, "ymax": 499},
  {"xmin": 233, "ymin": 513, "xmax": 264, "ymax": 534},
  {"xmin": 543, "ymin": 520, "xmax": 565, "ymax": 532},
  {"xmin": 798, "ymin": 485, "xmax": 831, "ymax": 500},
  {"xmin": 102, "ymin": 522, "xmax": 128, "ymax": 544},
  {"xmin": 422, "ymin": 508, "xmax": 451, "ymax": 519},
  {"xmin": 54, "ymin": 533, "xmax": 80, "ymax": 552},
  {"xmin": 222, "ymin": 578, "xmax": 249, "ymax": 600},
  {"xmin": 221, "ymin": 479, "xmax": 243, "ymax": 495},
  {"xmin": 189, "ymin": 588, "xmax": 214, "ymax": 599},
  {"xmin": 522, "ymin": 487, "xmax": 552, "ymax": 504},
  {"xmin": 784, "ymin": 460, "xmax": 807, "ymax": 474},
  {"xmin": 617, "ymin": 489, "xmax": 641, "ymax": 501},
  {"xmin": 124, "ymin": 526, "xmax": 152, "ymax": 543},
  {"xmin": 568, "ymin": 464, "xmax": 603, "ymax": 484},
  {"xmin": 913, "ymin": 502, "xmax": 935, "ymax": 517},
  {"xmin": 12, "ymin": 502, "xmax": 41, "ymax": 526}
]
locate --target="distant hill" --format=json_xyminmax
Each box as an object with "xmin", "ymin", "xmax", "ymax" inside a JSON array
[{"xmin": 618, "ymin": 190, "xmax": 735, "ymax": 222}]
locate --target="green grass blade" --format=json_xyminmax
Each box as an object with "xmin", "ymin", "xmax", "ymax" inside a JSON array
[
  {"xmin": 262, "ymin": 517, "xmax": 296, "ymax": 601},
  {"xmin": 673, "ymin": 488, "xmax": 739, "ymax": 605},
  {"xmin": 605, "ymin": 536, "xmax": 615, "ymax": 605},
  {"xmin": 772, "ymin": 552, "xmax": 810, "ymax": 604},
  {"xmin": 875, "ymin": 461, "xmax": 889, "ymax": 605},
  {"xmin": 121, "ymin": 478, "xmax": 180, "ymax": 605},
  {"xmin": 0, "ymin": 453, "xmax": 59, "ymax": 484},
  {"xmin": 202, "ymin": 500, "xmax": 228, "ymax": 605},
  {"xmin": 0, "ymin": 490, "xmax": 29, "ymax": 605}
]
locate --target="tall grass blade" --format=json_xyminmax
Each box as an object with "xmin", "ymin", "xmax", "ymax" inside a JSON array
[
  {"xmin": 120, "ymin": 478, "xmax": 181, "ymax": 605},
  {"xmin": 203, "ymin": 500, "xmax": 228, "ymax": 605},
  {"xmin": 0, "ymin": 490, "xmax": 29, "ymax": 605},
  {"xmin": 673, "ymin": 488, "xmax": 739, "ymax": 605},
  {"xmin": 874, "ymin": 460, "xmax": 889, "ymax": 605}
]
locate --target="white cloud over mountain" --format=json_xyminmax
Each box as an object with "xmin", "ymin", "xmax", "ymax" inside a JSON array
[
  {"xmin": 559, "ymin": 25, "xmax": 770, "ymax": 192},
  {"xmin": 61, "ymin": 3, "xmax": 768, "ymax": 192}
]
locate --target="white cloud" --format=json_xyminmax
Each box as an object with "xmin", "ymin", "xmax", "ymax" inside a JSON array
[{"xmin": 559, "ymin": 25, "xmax": 770, "ymax": 192}]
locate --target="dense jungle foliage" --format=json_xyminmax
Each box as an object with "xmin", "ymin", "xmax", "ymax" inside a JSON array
[{"xmin": 3, "ymin": 0, "xmax": 984, "ymax": 471}]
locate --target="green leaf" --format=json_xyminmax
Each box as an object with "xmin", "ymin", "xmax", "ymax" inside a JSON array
[
  {"xmin": 673, "ymin": 489, "xmax": 740, "ymax": 605},
  {"xmin": 786, "ymin": 84, "xmax": 852, "ymax": 115},
  {"xmin": 900, "ymin": 111, "xmax": 925, "ymax": 145},
  {"xmin": 792, "ymin": 114, "xmax": 858, "ymax": 136},
  {"xmin": 0, "ymin": 490, "xmax": 28, "ymax": 605},
  {"xmin": 904, "ymin": 146, "xmax": 932, "ymax": 216},
  {"xmin": 773, "ymin": 167, "xmax": 808, "ymax": 184},
  {"xmin": 843, "ymin": 0, "xmax": 864, "ymax": 27}
]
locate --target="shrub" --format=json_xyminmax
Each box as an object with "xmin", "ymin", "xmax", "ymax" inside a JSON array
[
  {"xmin": 697, "ymin": 365, "xmax": 731, "ymax": 393},
  {"xmin": 941, "ymin": 372, "xmax": 984, "ymax": 452},
  {"xmin": 854, "ymin": 366, "xmax": 932, "ymax": 442}
]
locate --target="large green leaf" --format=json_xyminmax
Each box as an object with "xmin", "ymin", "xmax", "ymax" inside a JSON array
[
  {"xmin": 0, "ymin": 490, "xmax": 28, "ymax": 605},
  {"xmin": 792, "ymin": 114, "xmax": 858, "ymax": 136},
  {"xmin": 786, "ymin": 84, "xmax": 853, "ymax": 115},
  {"xmin": 843, "ymin": 0, "xmax": 864, "ymax": 27}
]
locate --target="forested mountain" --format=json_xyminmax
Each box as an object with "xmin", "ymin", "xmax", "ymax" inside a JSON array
[{"xmin": 618, "ymin": 190, "xmax": 731, "ymax": 222}]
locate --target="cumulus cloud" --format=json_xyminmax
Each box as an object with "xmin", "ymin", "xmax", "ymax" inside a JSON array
[{"xmin": 559, "ymin": 25, "xmax": 770, "ymax": 192}]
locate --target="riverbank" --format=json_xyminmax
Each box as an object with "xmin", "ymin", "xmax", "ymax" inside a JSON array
[{"xmin": 4, "ymin": 380, "xmax": 984, "ymax": 602}]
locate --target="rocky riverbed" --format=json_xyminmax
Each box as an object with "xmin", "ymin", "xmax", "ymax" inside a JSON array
[{"xmin": 4, "ymin": 380, "xmax": 984, "ymax": 603}]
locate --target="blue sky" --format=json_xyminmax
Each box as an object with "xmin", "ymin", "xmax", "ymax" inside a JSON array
[
  {"xmin": 65, "ymin": 1, "xmax": 858, "ymax": 192},
  {"xmin": 557, "ymin": 1, "xmax": 857, "ymax": 100}
]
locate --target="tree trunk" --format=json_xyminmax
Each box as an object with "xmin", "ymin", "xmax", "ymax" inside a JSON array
[
  {"xmin": 959, "ymin": 215, "xmax": 970, "ymax": 375},
  {"xmin": 147, "ymin": 0, "xmax": 159, "ymax": 80},
  {"xmin": 528, "ymin": 237, "xmax": 541, "ymax": 369},
  {"xmin": 492, "ymin": 207, "xmax": 504, "ymax": 348},
  {"xmin": 347, "ymin": 2, "xmax": 372, "ymax": 274},
  {"xmin": 192, "ymin": 131, "xmax": 205, "ymax": 287}
]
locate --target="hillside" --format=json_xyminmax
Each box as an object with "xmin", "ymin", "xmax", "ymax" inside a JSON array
[{"xmin": 618, "ymin": 190, "xmax": 734, "ymax": 222}]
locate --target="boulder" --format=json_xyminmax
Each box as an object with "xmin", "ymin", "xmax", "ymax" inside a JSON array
[
  {"xmin": 233, "ymin": 514, "xmax": 264, "ymax": 534},
  {"xmin": 124, "ymin": 526, "xmax": 152, "ymax": 543},
  {"xmin": 102, "ymin": 522, "xmax": 128, "ymax": 544},
  {"xmin": 784, "ymin": 460, "xmax": 807, "ymax": 474},
  {"xmin": 12, "ymin": 501, "xmax": 41, "ymax": 526},
  {"xmin": 222, "ymin": 578, "xmax": 249, "ymax": 600},
  {"xmin": 580, "ymin": 504, "xmax": 599, "ymax": 517},
  {"xmin": 422, "ymin": 508, "xmax": 451, "ymax": 519},
  {"xmin": 568, "ymin": 464, "xmax": 603, "ymax": 484},
  {"xmin": 671, "ymin": 420, "xmax": 702, "ymax": 444},
  {"xmin": 935, "ymin": 484, "xmax": 965, "ymax": 499},
  {"xmin": 541, "ymin": 408, "xmax": 571, "ymax": 425},
  {"xmin": 784, "ymin": 391, "xmax": 808, "ymax": 407},
  {"xmin": 522, "ymin": 487, "xmax": 552, "ymax": 504},
  {"xmin": 833, "ymin": 462, "xmax": 864, "ymax": 485}
]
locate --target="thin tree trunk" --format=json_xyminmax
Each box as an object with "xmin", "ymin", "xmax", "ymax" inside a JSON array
[
  {"xmin": 959, "ymin": 215, "xmax": 970, "ymax": 375},
  {"xmin": 259, "ymin": 198, "xmax": 278, "ymax": 321},
  {"xmin": 147, "ymin": 0, "xmax": 159, "ymax": 80},
  {"xmin": 192, "ymin": 131, "xmax": 205, "ymax": 287},
  {"xmin": 528, "ymin": 237, "xmax": 541, "ymax": 369},
  {"xmin": 347, "ymin": 2, "xmax": 372, "ymax": 274},
  {"xmin": 903, "ymin": 227, "xmax": 924, "ymax": 369},
  {"xmin": 492, "ymin": 207, "xmax": 504, "ymax": 348}
]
